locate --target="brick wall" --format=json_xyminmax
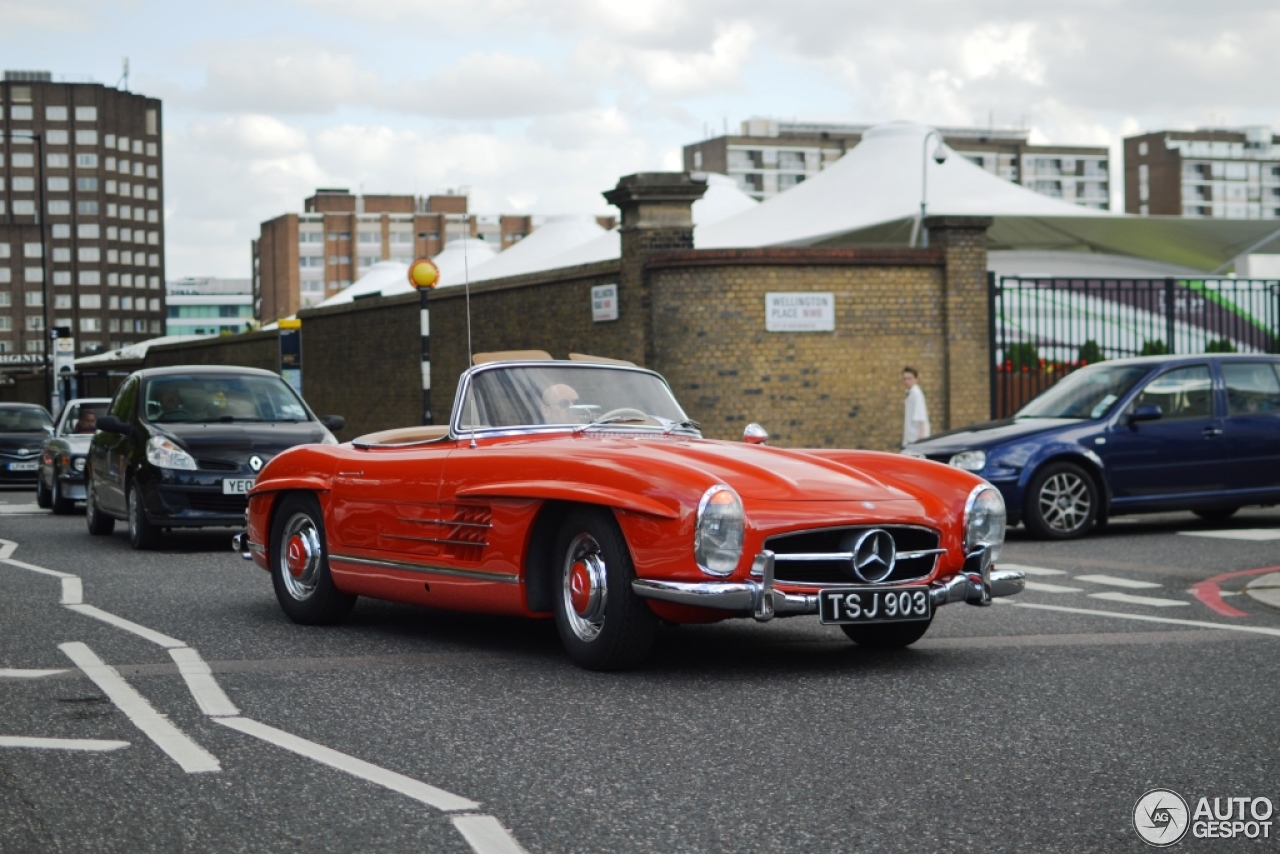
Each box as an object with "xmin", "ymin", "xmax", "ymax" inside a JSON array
[{"xmin": 646, "ymin": 247, "xmax": 947, "ymax": 449}]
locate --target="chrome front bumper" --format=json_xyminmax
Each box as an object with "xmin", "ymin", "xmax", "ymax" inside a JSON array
[{"xmin": 632, "ymin": 548, "xmax": 1024, "ymax": 623}]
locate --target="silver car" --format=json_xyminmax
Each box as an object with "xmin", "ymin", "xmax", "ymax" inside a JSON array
[{"xmin": 38, "ymin": 398, "xmax": 111, "ymax": 514}]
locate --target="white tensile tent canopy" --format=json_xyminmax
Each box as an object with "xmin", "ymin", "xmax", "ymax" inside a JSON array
[
  {"xmin": 696, "ymin": 121, "xmax": 1280, "ymax": 273},
  {"xmin": 468, "ymin": 215, "xmax": 606, "ymax": 282}
]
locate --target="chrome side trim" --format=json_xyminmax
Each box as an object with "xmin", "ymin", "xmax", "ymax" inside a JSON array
[
  {"xmin": 330, "ymin": 552, "xmax": 519, "ymax": 584},
  {"xmin": 380, "ymin": 534, "xmax": 490, "ymax": 547},
  {"xmin": 396, "ymin": 517, "xmax": 492, "ymax": 529}
]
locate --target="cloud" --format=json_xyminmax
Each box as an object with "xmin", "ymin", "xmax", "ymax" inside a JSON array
[
  {"xmin": 185, "ymin": 42, "xmax": 381, "ymax": 114},
  {"xmin": 395, "ymin": 52, "xmax": 594, "ymax": 119}
]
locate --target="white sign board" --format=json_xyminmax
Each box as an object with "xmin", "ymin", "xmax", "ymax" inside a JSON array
[
  {"xmin": 765, "ymin": 292, "xmax": 835, "ymax": 332},
  {"xmin": 592, "ymin": 284, "xmax": 619, "ymax": 322}
]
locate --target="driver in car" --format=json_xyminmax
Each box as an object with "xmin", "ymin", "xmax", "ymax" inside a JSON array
[{"xmin": 540, "ymin": 384, "xmax": 585, "ymax": 424}]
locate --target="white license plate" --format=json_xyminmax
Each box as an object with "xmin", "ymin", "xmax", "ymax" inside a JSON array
[
  {"xmin": 7, "ymin": 462, "xmax": 38, "ymax": 471},
  {"xmin": 222, "ymin": 478, "xmax": 255, "ymax": 495},
  {"xmin": 818, "ymin": 586, "xmax": 932, "ymax": 624}
]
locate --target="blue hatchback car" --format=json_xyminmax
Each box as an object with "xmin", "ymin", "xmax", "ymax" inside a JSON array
[{"xmin": 904, "ymin": 354, "xmax": 1280, "ymax": 539}]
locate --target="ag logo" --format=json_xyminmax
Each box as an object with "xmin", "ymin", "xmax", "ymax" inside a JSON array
[
  {"xmin": 1134, "ymin": 788, "xmax": 1189, "ymax": 847},
  {"xmin": 248, "ymin": 455, "xmax": 265, "ymax": 473}
]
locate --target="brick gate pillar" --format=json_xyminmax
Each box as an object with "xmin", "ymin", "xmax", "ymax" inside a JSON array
[
  {"xmin": 603, "ymin": 173, "xmax": 707, "ymax": 367},
  {"xmin": 923, "ymin": 215, "xmax": 993, "ymax": 431}
]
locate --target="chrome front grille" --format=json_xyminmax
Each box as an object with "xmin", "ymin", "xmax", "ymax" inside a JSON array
[{"xmin": 762, "ymin": 525, "xmax": 942, "ymax": 586}]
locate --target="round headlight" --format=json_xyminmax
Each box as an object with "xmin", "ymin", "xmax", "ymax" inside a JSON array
[
  {"xmin": 146, "ymin": 436, "xmax": 198, "ymax": 471},
  {"xmin": 949, "ymin": 450, "xmax": 987, "ymax": 472},
  {"xmin": 964, "ymin": 485, "xmax": 1006, "ymax": 562},
  {"xmin": 72, "ymin": 457, "xmax": 86, "ymax": 472},
  {"xmin": 694, "ymin": 485, "xmax": 744, "ymax": 577}
]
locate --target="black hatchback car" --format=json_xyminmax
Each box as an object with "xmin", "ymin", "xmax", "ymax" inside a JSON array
[
  {"xmin": 0, "ymin": 403, "xmax": 53, "ymax": 486},
  {"xmin": 86, "ymin": 366, "xmax": 344, "ymax": 549}
]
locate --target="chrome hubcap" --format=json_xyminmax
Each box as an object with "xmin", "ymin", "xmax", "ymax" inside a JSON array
[
  {"xmin": 279, "ymin": 512, "xmax": 322, "ymax": 600},
  {"xmin": 562, "ymin": 533, "xmax": 608, "ymax": 642},
  {"xmin": 1038, "ymin": 473, "xmax": 1091, "ymax": 532}
]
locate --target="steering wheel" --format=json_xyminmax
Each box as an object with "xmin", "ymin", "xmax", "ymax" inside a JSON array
[{"xmin": 593, "ymin": 408, "xmax": 650, "ymax": 423}]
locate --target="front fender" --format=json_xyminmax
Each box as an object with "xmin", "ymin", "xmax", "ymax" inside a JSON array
[{"xmin": 456, "ymin": 481, "xmax": 680, "ymax": 520}]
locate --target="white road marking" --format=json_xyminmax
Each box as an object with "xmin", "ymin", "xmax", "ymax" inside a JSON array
[
  {"xmin": 0, "ymin": 504, "xmax": 48, "ymax": 515},
  {"xmin": 59, "ymin": 642, "xmax": 221, "ymax": 774},
  {"xmin": 0, "ymin": 668, "xmax": 68, "ymax": 679},
  {"xmin": 1074, "ymin": 574, "xmax": 1162, "ymax": 589},
  {"xmin": 0, "ymin": 736, "xmax": 129, "ymax": 752},
  {"xmin": 215, "ymin": 716, "xmax": 478, "ymax": 811},
  {"xmin": 1023, "ymin": 581, "xmax": 1083, "ymax": 593},
  {"xmin": 998, "ymin": 600, "xmax": 1280, "ymax": 637},
  {"xmin": 65, "ymin": 604, "xmax": 185, "ymax": 648},
  {"xmin": 1088, "ymin": 591, "xmax": 1190, "ymax": 608},
  {"xmin": 1180, "ymin": 529, "xmax": 1280, "ymax": 541},
  {"xmin": 169, "ymin": 648, "xmax": 240, "ymax": 717},
  {"xmin": 1, "ymin": 557, "xmax": 74, "ymax": 578},
  {"xmin": 61, "ymin": 577, "xmax": 83, "ymax": 606},
  {"xmin": 998, "ymin": 563, "xmax": 1068, "ymax": 576},
  {"xmin": 452, "ymin": 814, "xmax": 530, "ymax": 854}
]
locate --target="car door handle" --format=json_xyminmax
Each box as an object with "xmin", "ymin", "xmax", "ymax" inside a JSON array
[{"xmin": 1202, "ymin": 426, "xmax": 1223, "ymax": 438}]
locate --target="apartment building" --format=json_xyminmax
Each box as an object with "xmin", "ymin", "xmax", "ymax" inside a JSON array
[
  {"xmin": 165, "ymin": 276, "xmax": 253, "ymax": 337},
  {"xmin": 683, "ymin": 118, "xmax": 1111, "ymax": 209},
  {"xmin": 1125, "ymin": 127, "xmax": 1280, "ymax": 219},
  {"xmin": 0, "ymin": 70, "xmax": 165, "ymax": 358},
  {"xmin": 253, "ymin": 189, "xmax": 615, "ymax": 323}
]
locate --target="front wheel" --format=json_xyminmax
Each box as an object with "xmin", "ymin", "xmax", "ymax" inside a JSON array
[
  {"xmin": 85, "ymin": 475, "xmax": 115, "ymax": 536},
  {"xmin": 841, "ymin": 617, "xmax": 933, "ymax": 649},
  {"xmin": 552, "ymin": 507, "xmax": 658, "ymax": 671},
  {"xmin": 128, "ymin": 483, "xmax": 162, "ymax": 550},
  {"xmin": 270, "ymin": 493, "xmax": 356, "ymax": 625},
  {"xmin": 1024, "ymin": 462, "xmax": 1098, "ymax": 540}
]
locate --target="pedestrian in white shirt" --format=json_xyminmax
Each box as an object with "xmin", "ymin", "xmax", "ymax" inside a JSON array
[{"xmin": 901, "ymin": 366, "xmax": 930, "ymax": 448}]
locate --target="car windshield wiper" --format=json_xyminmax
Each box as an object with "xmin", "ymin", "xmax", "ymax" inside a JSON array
[
  {"xmin": 657, "ymin": 416, "xmax": 701, "ymax": 435},
  {"xmin": 575, "ymin": 412, "xmax": 654, "ymax": 433}
]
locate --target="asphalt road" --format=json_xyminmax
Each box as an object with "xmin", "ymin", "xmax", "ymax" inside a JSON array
[{"xmin": 2, "ymin": 487, "xmax": 1278, "ymax": 853}]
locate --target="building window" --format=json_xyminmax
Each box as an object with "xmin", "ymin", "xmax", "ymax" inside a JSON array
[
  {"xmin": 76, "ymin": 153, "xmax": 98, "ymax": 168},
  {"xmin": 132, "ymin": 140, "xmax": 143, "ymax": 155},
  {"xmin": 146, "ymin": 142, "xmax": 157, "ymax": 157},
  {"xmin": 48, "ymin": 177, "xmax": 70, "ymax": 192},
  {"xmin": 148, "ymin": 253, "xmax": 159, "ymax": 267},
  {"xmin": 121, "ymin": 273, "xmax": 132, "ymax": 287},
  {"xmin": 54, "ymin": 294, "xmax": 72, "ymax": 309},
  {"xmin": 0, "ymin": 269, "xmax": 9, "ymax": 283},
  {"xmin": 26, "ymin": 316, "xmax": 45, "ymax": 331},
  {"xmin": 52, "ymin": 224, "xmax": 70, "ymax": 239},
  {"xmin": 358, "ymin": 231, "xmax": 381, "ymax": 244},
  {"xmin": 79, "ymin": 271, "xmax": 101, "ymax": 285},
  {"xmin": 25, "ymin": 291, "xmax": 43, "ymax": 307},
  {"xmin": 24, "ymin": 267, "xmax": 43, "ymax": 282},
  {"xmin": 13, "ymin": 176, "xmax": 35, "ymax": 192},
  {"xmin": 149, "ymin": 298, "xmax": 159, "ymax": 311},
  {"xmin": 77, "ymin": 200, "xmax": 99, "ymax": 215},
  {"xmin": 80, "ymin": 317, "xmax": 101, "ymax": 332},
  {"xmin": 146, "ymin": 164, "xmax": 157, "ymax": 179},
  {"xmin": 46, "ymin": 130, "xmax": 69, "ymax": 145},
  {"xmin": 79, "ymin": 247, "xmax": 101, "ymax": 262},
  {"xmin": 12, "ymin": 201, "xmax": 36, "ymax": 216},
  {"xmin": 47, "ymin": 153, "xmax": 69, "ymax": 169},
  {"xmin": 75, "ymin": 106, "xmax": 97, "ymax": 122},
  {"xmin": 77, "ymin": 177, "xmax": 99, "ymax": 192},
  {"xmin": 146, "ymin": 110, "xmax": 158, "ymax": 135},
  {"xmin": 48, "ymin": 200, "xmax": 71, "ymax": 215},
  {"xmin": 12, "ymin": 153, "xmax": 34, "ymax": 168},
  {"xmin": 121, "ymin": 297, "xmax": 133, "ymax": 310},
  {"xmin": 118, "ymin": 137, "xmax": 130, "ymax": 152},
  {"xmin": 119, "ymin": 159, "xmax": 130, "ymax": 173},
  {"xmin": 26, "ymin": 340, "xmax": 45, "ymax": 353},
  {"xmin": 11, "ymin": 104, "xmax": 33, "ymax": 120},
  {"xmin": 78, "ymin": 223, "xmax": 100, "ymax": 239},
  {"xmin": 24, "ymin": 243, "xmax": 42, "ymax": 258},
  {"xmin": 52, "ymin": 271, "xmax": 71, "ymax": 286},
  {"xmin": 75, "ymin": 130, "xmax": 97, "ymax": 146},
  {"xmin": 52, "ymin": 247, "xmax": 71, "ymax": 262},
  {"xmin": 80, "ymin": 294, "xmax": 102, "ymax": 309}
]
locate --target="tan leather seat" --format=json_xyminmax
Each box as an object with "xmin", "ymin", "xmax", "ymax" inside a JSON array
[{"xmin": 353, "ymin": 425, "xmax": 451, "ymax": 446}]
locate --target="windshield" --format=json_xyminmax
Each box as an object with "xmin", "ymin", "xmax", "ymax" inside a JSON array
[
  {"xmin": 0, "ymin": 406, "xmax": 52, "ymax": 433},
  {"xmin": 141, "ymin": 375, "xmax": 313, "ymax": 424},
  {"xmin": 62, "ymin": 401, "xmax": 111, "ymax": 435},
  {"xmin": 457, "ymin": 364, "xmax": 693, "ymax": 432},
  {"xmin": 1016, "ymin": 364, "xmax": 1150, "ymax": 420}
]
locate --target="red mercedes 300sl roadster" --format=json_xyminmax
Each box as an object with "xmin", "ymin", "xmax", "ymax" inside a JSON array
[{"xmin": 235, "ymin": 354, "xmax": 1023, "ymax": 670}]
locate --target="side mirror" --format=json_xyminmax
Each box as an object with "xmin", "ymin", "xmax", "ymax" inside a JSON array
[
  {"xmin": 743, "ymin": 423, "xmax": 768, "ymax": 445},
  {"xmin": 1129, "ymin": 403, "xmax": 1163, "ymax": 423},
  {"xmin": 96, "ymin": 415, "xmax": 130, "ymax": 436},
  {"xmin": 321, "ymin": 415, "xmax": 345, "ymax": 432}
]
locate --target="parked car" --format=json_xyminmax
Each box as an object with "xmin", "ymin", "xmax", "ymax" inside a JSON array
[
  {"xmin": 37, "ymin": 397, "xmax": 112, "ymax": 513},
  {"xmin": 86, "ymin": 366, "xmax": 344, "ymax": 550},
  {"xmin": 0, "ymin": 403, "xmax": 53, "ymax": 487},
  {"xmin": 905, "ymin": 354, "xmax": 1280, "ymax": 539},
  {"xmin": 234, "ymin": 353, "xmax": 1024, "ymax": 671}
]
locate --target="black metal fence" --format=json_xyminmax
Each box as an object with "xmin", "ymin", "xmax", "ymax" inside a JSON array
[{"xmin": 990, "ymin": 275, "xmax": 1280, "ymax": 418}]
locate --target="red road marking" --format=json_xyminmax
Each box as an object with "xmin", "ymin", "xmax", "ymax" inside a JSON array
[{"xmin": 1190, "ymin": 566, "xmax": 1280, "ymax": 618}]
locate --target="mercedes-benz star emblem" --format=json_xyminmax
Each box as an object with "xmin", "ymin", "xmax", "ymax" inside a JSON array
[
  {"xmin": 248, "ymin": 455, "xmax": 264, "ymax": 472},
  {"xmin": 851, "ymin": 528, "xmax": 897, "ymax": 583}
]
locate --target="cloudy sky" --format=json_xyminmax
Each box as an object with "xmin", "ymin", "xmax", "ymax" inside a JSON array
[{"xmin": 4, "ymin": 0, "xmax": 1277, "ymax": 278}]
